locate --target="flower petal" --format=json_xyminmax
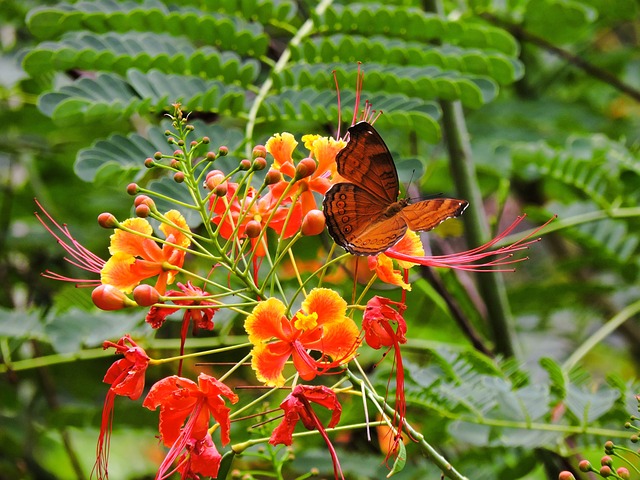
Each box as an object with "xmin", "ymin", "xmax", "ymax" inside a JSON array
[
  {"xmin": 245, "ymin": 297, "xmax": 288, "ymax": 343},
  {"xmin": 301, "ymin": 288, "xmax": 347, "ymax": 326}
]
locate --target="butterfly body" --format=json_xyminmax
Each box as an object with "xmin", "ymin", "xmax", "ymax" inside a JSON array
[{"xmin": 323, "ymin": 122, "xmax": 468, "ymax": 256}]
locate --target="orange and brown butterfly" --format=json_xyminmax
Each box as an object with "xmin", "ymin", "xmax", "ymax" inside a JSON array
[{"xmin": 322, "ymin": 122, "xmax": 468, "ymax": 256}]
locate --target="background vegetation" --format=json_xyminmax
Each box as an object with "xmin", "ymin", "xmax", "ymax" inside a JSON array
[{"xmin": 1, "ymin": 0, "xmax": 639, "ymax": 478}]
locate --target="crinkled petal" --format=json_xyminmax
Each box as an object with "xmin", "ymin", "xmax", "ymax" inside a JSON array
[
  {"xmin": 266, "ymin": 132, "xmax": 298, "ymax": 167},
  {"xmin": 251, "ymin": 344, "xmax": 290, "ymax": 387},
  {"xmin": 109, "ymin": 218, "xmax": 154, "ymax": 256},
  {"xmin": 245, "ymin": 297, "xmax": 288, "ymax": 343},
  {"xmin": 311, "ymin": 317, "xmax": 360, "ymax": 363},
  {"xmin": 371, "ymin": 254, "xmax": 411, "ymax": 291},
  {"xmin": 301, "ymin": 288, "xmax": 347, "ymax": 326},
  {"xmin": 160, "ymin": 210, "xmax": 191, "ymax": 248}
]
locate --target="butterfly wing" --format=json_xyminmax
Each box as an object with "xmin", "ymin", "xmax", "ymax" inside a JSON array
[
  {"xmin": 400, "ymin": 198, "xmax": 468, "ymax": 232},
  {"xmin": 323, "ymin": 183, "xmax": 408, "ymax": 255},
  {"xmin": 335, "ymin": 122, "xmax": 399, "ymax": 204}
]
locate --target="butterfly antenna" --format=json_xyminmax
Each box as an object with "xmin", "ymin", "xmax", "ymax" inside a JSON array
[{"xmin": 333, "ymin": 70, "xmax": 342, "ymax": 139}]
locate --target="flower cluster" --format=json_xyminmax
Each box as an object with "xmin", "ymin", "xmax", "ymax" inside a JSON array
[{"xmin": 38, "ymin": 80, "xmax": 553, "ymax": 479}]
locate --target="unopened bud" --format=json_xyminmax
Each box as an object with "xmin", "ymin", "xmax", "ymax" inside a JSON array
[
  {"xmin": 190, "ymin": 140, "xmax": 198, "ymax": 148},
  {"xmin": 167, "ymin": 137, "xmax": 175, "ymax": 144},
  {"xmin": 174, "ymin": 172, "xmax": 185, "ymax": 183},
  {"xmin": 206, "ymin": 151, "xmax": 216, "ymax": 161},
  {"xmin": 202, "ymin": 136, "xmax": 210, "ymax": 144},
  {"xmin": 144, "ymin": 158, "xmax": 155, "ymax": 168},
  {"xmin": 185, "ymin": 124, "xmax": 194, "ymax": 131},
  {"xmin": 601, "ymin": 456, "xmax": 613, "ymax": 466},
  {"xmin": 135, "ymin": 204, "xmax": 150, "ymax": 218},
  {"xmin": 154, "ymin": 151, "xmax": 163, "ymax": 160},
  {"xmin": 558, "ymin": 472, "xmax": 575, "ymax": 480},
  {"xmin": 265, "ymin": 169, "xmax": 282, "ymax": 185},
  {"xmin": 134, "ymin": 195, "xmax": 156, "ymax": 209},
  {"xmin": 218, "ymin": 146, "xmax": 228, "ymax": 156},
  {"xmin": 578, "ymin": 460, "xmax": 592, "ymax": 472},
  {"xmin": 98, "ymin": 213, "xmax": 118, "ymax": 228},
  {"xmin": 127, "ymin": 183, "xmax": 139, "ymax": 195},
  {"xmin": 215, "ymin": 183, "xmax": 228, "ymax": 197},
  {"xmin": 294, "ymin": 158, "xmax": 317, "ymax": 180},
  {"xmin": 252, "ymin": 145, "xmax": 267, "ymax": 159},
  {"xmin": 133, "ymin": 284, "xmax": 161, "ymax": 306},
  {"xmin": 239, "ymin": 158, "xmax": 252, "ymax": 170},
  {"xmin": 92, "ymin": 285, "xmax": 135, "ymax": 310},
  {"xmin": 301, "ymin": 209, "xmax": 326, "ymax": 236},
  {"xmin": 205, "ymin": 170, "xmax": 226, "ymax": 191},
  {"xmin": 604, "ymin": 441, "xmax": 614, "ymax": 453},
  {"xmin": 170, "ymin": 159, "xmax": 180, "ymax": 169},
  {"xmin": 252, "ymin": 157, "xmax": 267, "ymax": 171},
  {"xmin": 617, "ymin": 468, "xmax": 630, "ymax": 480},
  {"xmin": 245, "ymin": 220, "xmax": 262, "ymax": 238},
  {"xmin": 600, "ymin": 466, "xmax": 612, "ymax": 477},
  {"xmin": 164, "ymin": 130, "xmax": 172, "ymax": 136}
]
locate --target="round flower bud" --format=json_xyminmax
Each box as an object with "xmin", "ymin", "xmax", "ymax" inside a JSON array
[
  {"xmin": 301, "ymin": 209, "xmax": 326, "ymax": 236},
  {"xmin": 174, "ymin": 172, "xmax": 185, "ymax": 183},
  {"xmin": 252, "ymin": 144, "xmax": 267, "ymax": 159},
  {"xmin": 127, "ymin": 183, "xmax": 139, "ymax": 195},
  {"xmin": 265, "ymin": 169, "xmax": 282, "ymax": 185},
  {"xmin": 185, "ymin": 124, "xmax": 194, "ymax": 132},
  {"xmin": 167, "ymin": 137, "xmax": 175, "ymax": 144},
  {"xmin": 177, "ymin": 140, "xmax": 185, "ymax": 147},
  {"xmin": 617, "ymin": 468, "xmax": 630, "ymax": 480},
  {"xmin": 604, "ymin": 441, "xmax": 614, "ymax": 453},
  {"xmin": 631, "ymin": 434, "xmax": 638, "ymax": 443},
  {"xmin": 190, "ymin": 140, "xmax": 198, "ymax": 148},
  {"xmin": 202, "ymin": 136, "xmax": 210, "ymax": 144},
  {"xmin": 205, "ymin": 171, "xmax": 226, "ymax": 191},
  {"xmin": 294, "ymin": 158, "xmax": 317, "ymax": 180},
  {"xmin": 206, "ymin": 151, "xmax": 216, "ymax": 161},
  {"xmin": 144, "ymin": 158, "xmax": 155, "ymax": 168},
  {"xmin": 252, "ymin": 156, "xmax": 267, "ymax": 171},
  {"xmin": 170, "ymin": 159, "xmax": 180, "ymax": 169},
  {"xmin": 557, "ymin": 472, "xmax": 574, "ymax": 480},
  {"xmin": 154, "ymin": 151, "xmax": 163, "ymax": 160},
  {"xmin": 600, "ymin": 466, "xmax": 612, "ymax": 477},
  {"xmin": 92, "ymin": 285, "xmax": 135, "ymax": 311},
  {"xmin": 135, "ymin": 204, "xmax": 150, "ymax": 218},
  {"xmin": 601, "ymin": 456, "xmax": 613, "ymax": 466},
  {"xmin": 164, "ymin": 129, "xmax": 172, "ymax": 136},
  {"xmin": 215, "ymin": 183, "xmax": 228, "ymax": 197},
  {"xmin": 245, "ymin": 220, "xmax": 262, "ymax": 239},
  {"xmin": 239, "ymin": 158, "xmax": 252, "ymax": 170},
  {"xmin": 218, "ymin": 146, "xmax": 229, "ymax": 156},
  {"xmin": 133, "ymin": 284, "xmax": 160, "ymax": 307},
  {"xmin": 578, "ymin": 460, "xmax": 592, "ymax": 472},
  {"xmin": 98, "ymin": 213, "xmax": 118, "ymax": 228},
  {"xmin": 134, "ymin": 195, "xmax": 155, "ymax": 209}
]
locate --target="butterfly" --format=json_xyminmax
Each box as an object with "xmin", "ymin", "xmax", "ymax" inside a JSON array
[{"xmin": 323, "ymin": 121, "xmax": 468, "ymax": 256}]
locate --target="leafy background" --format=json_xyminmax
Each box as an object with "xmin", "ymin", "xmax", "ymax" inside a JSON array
[{"xmin": 1, "ymin": 0, "xmax": 639, "ymax": 478}]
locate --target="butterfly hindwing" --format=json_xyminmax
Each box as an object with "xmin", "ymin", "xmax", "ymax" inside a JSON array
[
  {"xmin": 335, "ymin": 122, "xmax": 399, "ymax": 205},
  {"xmin": 400, "ymin": 199, "xmax": 469, "ymax": 232},
  {"xmin": 323, "ymin": 183, "xmax": 407, "ymax": 255}
]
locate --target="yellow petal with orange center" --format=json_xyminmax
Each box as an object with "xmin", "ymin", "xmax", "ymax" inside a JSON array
[
  {"xmin": 317, "ymin": 316, "xmax": 360, "ymax": 363},
  {"xmin": 109, "ymin": 218, "xmax": 153, "ymax": 256},
  {"xmin": 251, "ymin": 344, "xmax": 289, "ymax": 387},
  {"xmin": 266, "ymin": 133, "xmax": 297, "ymax": 168},
  {"xmin": 393, "ymin": 230, "xmax": 424, "ymax": 269},
  {"xmin": 160, "ymin": 210, "xmax": 191, "ymax": 248},
  {"xmin": 301, "ymin": 288, "xmax": 347, "ymax": 326},
  {"xmin": 374, "ymin": 254, "xmax": 411, "ymax": 291},
  {"xmin": 101, "ymin": 252, "xmax": 141, "ymax": 293},
  {"xmin": 245, "ymin": 297, "xmax": 288, "ymax": 344},
  {"xmin": 303, "ymin": 135, "xmax": 345, "ymax": 174}
]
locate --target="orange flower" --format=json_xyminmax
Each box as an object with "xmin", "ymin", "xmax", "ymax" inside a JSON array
[
  {"xmin": 245, "ymin": 288, "xmax": 360, "ymax": 387},
  {"xmin": 368, "ymin": 231, "xmax": 424, "ymax": 290},
  {"xmin": 267, "ymin": 133, "xmax": 346, "ymax": 216},
  {"xmin": 101, "ymin": 210, "xmax": 190, "ymax": 294}
]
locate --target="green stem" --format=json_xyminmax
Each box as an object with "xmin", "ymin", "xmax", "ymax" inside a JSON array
[
  {"xmin": 562, "ymin": 299, "xmax": 640, "ymax": 372},
  {"xmin": 440, "ymin": 100, "xmax": 517, "ymax": 358}
]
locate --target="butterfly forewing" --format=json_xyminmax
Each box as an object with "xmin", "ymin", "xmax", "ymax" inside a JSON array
[
  {"xmin": 335, "ymin": 122, "xmax": 399, "ymax": 204},
  {"xmin": 400, "ymin": 199, "xmax": 469, "ymax": 232}
]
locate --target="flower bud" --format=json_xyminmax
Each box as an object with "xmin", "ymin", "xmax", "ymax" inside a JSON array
[
  {"xmin": 265, "ymin": 169, "xmax": 282, "ymax": 185},
  {"xmin": 252, "ymin": 156, "xmax": 267, "ymax": 171},
  {"xmin": 600, "ymin": 466, "xmax": 612, "ymax": 477},
  {"xmin": 245, "ymin": 220, "xmax": 262, "ymax": 238},
  {"xmin": 133, "ymin": 284, "xmax": 160, "ymax": 306},
  {"xmin": 144, "ymin": 158, "xmax": 155, "ymax": 168},
  {"xmin": 206, "ymin": 151, "xmax": 216, "ymax": 161},
  {"xmin": 252, "ymin": 144, "xmax": 267, "ymax": 159},
  {"xmin": 134, "ymin": 195, "xmax": 156, "ymax": 209},
  {"xmin": 218, "ymin": 146, "xmax": 228, "ymax": 156},
  {"xmin": 92, "ymin": 285, "xmax": 135, "ymax": 310},
  {"xmin": 294, "ymin": 158, "xmax": 317, "ymax": 180},
  {"xmin": 617, "ymin": 468, "xmax": 630, "ymax": 480},
  {"xmin": 558, "ymin": 472, "xmax": 575, "ymax": 480},
  {"xmin": 190, "ymin": 140, "xmax": 198, "ymax": 148},
  {"xmin": 135, "ymin": 204, "xmax": 150, "ymax": 218},
  {"xmin": 215, "ymin": 183, "xmax": 228, "ymax": 197},
  {"xmin": 239, "ymin": 158, "xmax": 252, "ymax": 170},
  {"xmin": 604, "ymin": 441, "xmax": 614, "ymax": 453},
  {"xmin": 301, "ymin": 209, "xmax": 326, "ymax": 236},
  {"xmin": 631, "ymin": 434, "xmax": 638, "ymax": 443},
  {"xmin": 202, "ymin": 136, "xmax": 210, "ymax": 144},
  {"xmin": 127, "ymin": 183, "xmax": 139, "ymax": 195},
  {"xmin": 601, "ymin": 456, "xmax": 613, "ymax": 466},
  {"xmin": 154, "ymin": 151, "xmax": 163, "ymax": 160},
  {"xmin": 174, "ymin": 148, "xmax": 184, "ymax": 155},
  {"xmin": 98, "ymin": 213, "xmax": 118, "ymax": 228},
  {"xmin": 186, "ymin": 124, "xmax": 194, "ymax": 131},
  {"xmin": 578, "ymin": 460, "xmax": 592, "ymax": 472},
  {"xmin": 167, "ymin": 137, "xmax": 175, "ymax": 144},
  {"xmin": 174, "ymin": 171, "xmax": 185, "ymax": 183},
  {"xmin": 164, "ymin": 129, "xmax": 172, "ymax": 136},
  {"xmin": 170, "ymin": 159, "xmax": 180, "ymax": 169}
]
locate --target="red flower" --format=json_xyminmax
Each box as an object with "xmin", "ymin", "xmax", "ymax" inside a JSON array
[
  {"xmin": 270, "ymin": 385, "xmax": 344, "ymax": 480},
  {"xmin": 175, "ymin": 432, "xmax": 221, "ymax": 479},
  {"xmin": 94, "ymin": 335, "xmax": 150, "ymax": 479},
  {"xmin": 245, "ymin": 288, "xmax": 360, "ymax": 387},
  {"xmin": 143, "ymin": 373, "xmax": 238, "ymax": 479},
  {"xmin": 363, "ymin": 296, "xmax": 409, "ymax": 461}
]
